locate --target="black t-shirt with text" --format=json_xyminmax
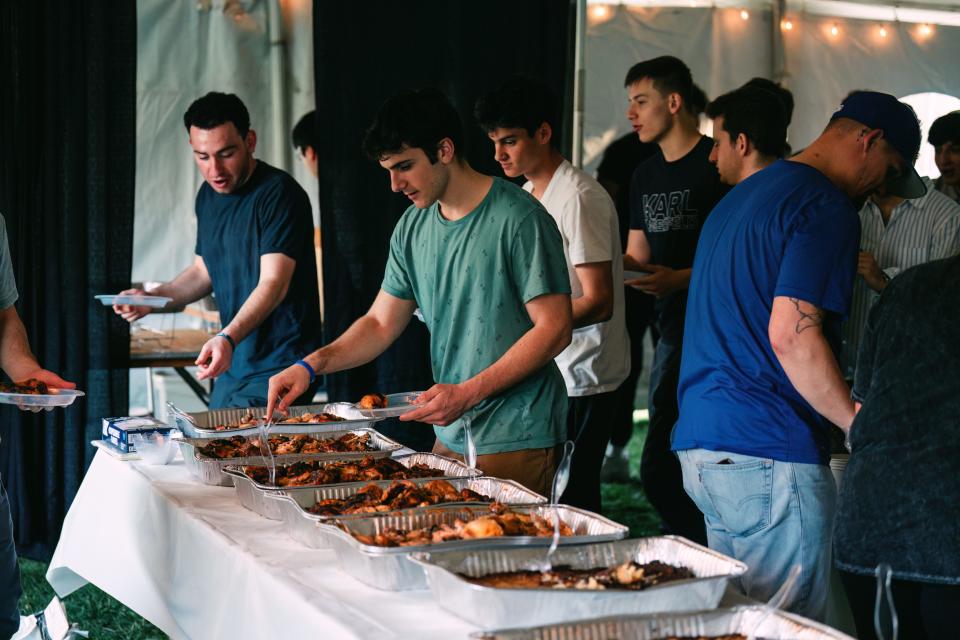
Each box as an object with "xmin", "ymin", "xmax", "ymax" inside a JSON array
[
  {"xmin": 629, "ymin": 135, "xmax": 728, "ymax": 342},
  {"xmin": 195, "ymin": 161, "xmax": 322, "ymax": 383}
]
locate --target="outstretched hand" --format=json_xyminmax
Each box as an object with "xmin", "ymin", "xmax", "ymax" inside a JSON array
[
  {"xmin": 398, "ymin": 383, "xmax": 476, "ymax": 426},
  {"xmin": 266, "ymin": 364, "xmax": 311, "ymax": 419}
]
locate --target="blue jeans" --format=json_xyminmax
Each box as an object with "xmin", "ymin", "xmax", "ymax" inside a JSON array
[
  {"xmin": 0, "ymin": 479, "xmax": 21, "ymax": 639},
  {"xmin": 677, "ymin": 448, "xmax": 836, "ymax": 622}
]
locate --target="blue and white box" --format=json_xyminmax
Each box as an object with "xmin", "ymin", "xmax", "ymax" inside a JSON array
[{"xmin": 101, "ymin": 416, "xmax": 172, "ymax": 453}]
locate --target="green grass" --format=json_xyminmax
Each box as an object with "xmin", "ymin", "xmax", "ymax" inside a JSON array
[
  {"xmin": 19, "ymin": 558, "xmax": 166, "ymax": 639},
  {"xmin": 17, "ymin": 420, "xmax": 658, "ymax": 638}
]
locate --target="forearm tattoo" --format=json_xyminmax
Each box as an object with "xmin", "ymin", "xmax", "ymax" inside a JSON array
[{"xmin": 789, "ymin": 297, "xmax": 823, "ymax": 333}]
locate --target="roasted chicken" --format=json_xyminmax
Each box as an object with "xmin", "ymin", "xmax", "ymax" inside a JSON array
[
  {"xmin": 307, "ymin": 479, "xmax": 490, "ymax": 517},
  {"xmin": 196, "ymin": 432, "xmax": 373, "ymax": 459},
  {"xmin": 0, "ymin": 378, "xmax": 50, "ymax": 394},
  {"xmin": 242, "ymin": 455, "xmax": 445, "ymax": 487},
  {"xmin": 466, "ymin": 559, "xmax": 695, "ymax": 590}
]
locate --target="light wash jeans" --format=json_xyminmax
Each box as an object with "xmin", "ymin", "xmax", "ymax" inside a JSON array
[{"xmin": 677, "ymin": 448, "xmax": 836, "ymax": 622}]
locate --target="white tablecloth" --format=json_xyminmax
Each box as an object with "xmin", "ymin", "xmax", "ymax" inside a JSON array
[{"xmin": 46, "ymin": 450, "xmax": 477, "ymax": 639}]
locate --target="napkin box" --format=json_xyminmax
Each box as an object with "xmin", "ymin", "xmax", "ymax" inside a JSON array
[{"xmin": 101, "ymin": 416, "xmax": 173, "ymax": 453}]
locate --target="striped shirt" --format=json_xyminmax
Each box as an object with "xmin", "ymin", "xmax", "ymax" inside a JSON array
[{"xmin": 842, "ymin": 178, "xmax": 960, "ymax": 375}]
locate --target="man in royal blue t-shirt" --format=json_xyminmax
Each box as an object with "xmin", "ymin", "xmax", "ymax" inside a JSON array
[
  {"xmin": 673, "ymin": 92, "xmax": 925, "ymax": 620},
  {"xmin": 115, "ymin": 93, "xmax": 322, "ymax": 408}
]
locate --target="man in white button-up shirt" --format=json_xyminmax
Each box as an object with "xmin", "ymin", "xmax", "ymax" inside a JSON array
[{"xmin": 843, "ymin": 177, "xmax": 960, "ymax": 375}]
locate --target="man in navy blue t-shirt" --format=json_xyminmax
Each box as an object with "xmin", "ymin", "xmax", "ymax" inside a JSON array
[
  {"xmin": 673, "ymin": 92, "xmax": 925, "ymax": 620},
  {"xmin": 115, "ymin": 93, "xmax": 321, "ymax": 408}
]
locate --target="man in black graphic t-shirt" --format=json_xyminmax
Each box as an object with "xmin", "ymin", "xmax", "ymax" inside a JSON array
[{"xmin": 623, "ymin": 56, "xmax": 727, "ymax": 545}]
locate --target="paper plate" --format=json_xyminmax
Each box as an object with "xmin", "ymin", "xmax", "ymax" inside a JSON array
[
  {"xmin": 623, "ymin": 270, "xmax": 652, "ymax": 281},
  {"xmin": 95, "ymin": 294, "xmax": 172, "ymax": 308},
  {"xmin": 356, "ymin": 391, "xmax": 423, "ymax": 418},
  {"xmin": 0, "ymin": 389, "xmax": 85, "ymax": 408}
]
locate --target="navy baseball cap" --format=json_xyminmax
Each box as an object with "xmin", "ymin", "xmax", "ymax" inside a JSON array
[{"xmin": 831, "ymin": 91, "xmax": 926, "ymax": 199}]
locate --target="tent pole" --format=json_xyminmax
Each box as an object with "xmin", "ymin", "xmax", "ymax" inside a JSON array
[
  {"xmin": 572, "ymin": 0, "xmax": 586, "ymax": 168},
  {"xmin": 267, "ymin": 0, "xmax": 289, "ymax": 171},
  {"xmin": 771, "ymin": 0, "xmax": 787, "ymax": 84}
]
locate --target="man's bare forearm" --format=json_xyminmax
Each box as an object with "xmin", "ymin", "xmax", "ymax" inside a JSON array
[
  {"xmin": 0, "ymin": 307, "xmax": 40, "ymax": 380},
  {"xmin": 151, "ymin": 262, "xmax": 212, "ymax": 307},
  {"xmin": 460, "ymin": 316, "xmax": 571, "ymax": 407},
  {"xmin": 220, "ymin": 278, "xmax": 287, "ymax": 343},
  {"xmin": 770, "ymin": 297, "xmax": 854, "ymax": 429}
]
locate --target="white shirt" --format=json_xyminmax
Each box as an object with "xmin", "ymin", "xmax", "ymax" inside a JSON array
[
  {"xmin": 843, "ymin": 177, "xmax": 960, "ymax": 374},
  {"xmin": 525, "ymin": 160, "xmax": 631, "ymax": 396}
]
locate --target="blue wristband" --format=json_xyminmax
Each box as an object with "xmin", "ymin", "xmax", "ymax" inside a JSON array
[
  {"xmin": 295, "ymin": 359, "xmax": 316, "ymax": 384},
  {"xmin": 216, "ymin": 332, "xmax": 236, "ymax": 350}
]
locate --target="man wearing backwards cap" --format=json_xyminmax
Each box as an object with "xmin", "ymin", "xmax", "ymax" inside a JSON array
[{"xmin": 671, "ymin": 91, "xmax": 922, "ymax": 620}]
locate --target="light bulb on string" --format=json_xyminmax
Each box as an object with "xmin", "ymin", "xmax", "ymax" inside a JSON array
[
  {"xmin": 918, "ymin": 23, "xmax": 933, "ymax": 39},
  {"xmin": 588, "ymin": 4, "xmax": 610, "ymax": 22},
  {"xmin": 830, "ymin": 23, "xmax": 840, "ymax": 38},
  {"xmin": 782, "ymin": 18, "xmax": 794, "ymax": 31},
  {"xmin": 879, "ymin": 25, "xmax": 887, "ymax": 38},
  {"xmin": 740, "ymin": 9, "xmax": 749, "ymax": 21}
]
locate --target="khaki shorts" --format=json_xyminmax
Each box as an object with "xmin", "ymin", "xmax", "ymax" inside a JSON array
[{"xmin": 432, "ymin": 439, "xmax": 560, "ymax": 497}]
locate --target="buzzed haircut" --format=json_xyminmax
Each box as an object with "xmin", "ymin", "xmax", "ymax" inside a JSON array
[
  {"xmin": 624, "ymin": 56, "xmax": 697, "ymax": 115},
  {"xmin": 362, "ymin": 88, "xmax": 465, "ymax": 163},
  {"xmin": 741, "ymin": 78, "xmax": 794, "ymax": 126},
  {"xmin": 291, "ymin": 110, "xmax": 317, "ymax": 153},
  {"xmin": 706, "ymin": 87, "xmax": 789, "ymax": 158},
  {"xmin": 474, "ymin": 76, "xmax": 561, "ymax": 148},
  {"xmin": 183, "ymin": 92, "xmax": 251, "ymax": 137},
  {"xmin": 929, "ymin": 111, "xmax": 960, "ymax": 147}
]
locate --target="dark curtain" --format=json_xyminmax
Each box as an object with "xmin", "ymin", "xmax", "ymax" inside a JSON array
[
  {"xmin": 0, "ymin": 1, "xmax": 136, "ymax": 559},
  {"xmin": 314, "ymin": 0, "xmax": 575, "ymax": 450}
]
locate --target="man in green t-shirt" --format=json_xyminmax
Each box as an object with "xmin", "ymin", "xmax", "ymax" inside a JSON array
[{"xmin": 266, "ymin": 89, "xmax": 572, "ymax": 494}]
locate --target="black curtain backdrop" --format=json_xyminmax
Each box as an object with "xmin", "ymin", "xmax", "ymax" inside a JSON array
[
  {"xmin": 0, "ymin": 2, "xmax": 135, "ymax": 559},
  {"xmin": 314, "ymin": 0, "xmax": 575, "ymax": 451}
]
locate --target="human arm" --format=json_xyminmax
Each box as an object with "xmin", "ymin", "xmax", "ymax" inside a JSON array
[
  {"xmin": 0, "ymin": 306, "xmax": 75, "ymax": 410},
  {"xmin": 622, "ymin": 229, "xmax": 690, "ymax": 297},
  {"xmin": 113, "ymin": 256, "xmax": 213, "ymax": 321},
  {"xmin": 266, "ymin": 289, "xmax": 417, "ymax": 416},
  {"xmin": 195, "ymin": 252, "xmax": 297, "ymax": 380},
  {"xmin": 857, "ymin": 251, "xmax": 888, "ymax": 293},
  {"xmin": 572, "ymin": 262, "xmax": 613, "ymax": 327},
  {"xmin": 623, "ymin": 229, "xmax": 651, "ymax": 269},
  {"xmin": 768, "ymin": 296, "xmax": 855, "ymax": 431},
  {"xmin": 399, "ymin": 292, "xmax": 572, "ymax": 426}
]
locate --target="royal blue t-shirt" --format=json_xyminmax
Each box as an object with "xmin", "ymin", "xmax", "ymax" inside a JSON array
[
  {"xmin": 672, "ymin": 160, "xmax": 859, "ymax": 464},
  {"xmin": 195, "ymin": 161, "xmax": 321, "ymax": 385}
]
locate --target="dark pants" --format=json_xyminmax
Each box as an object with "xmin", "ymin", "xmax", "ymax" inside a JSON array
[
  {"xmin": 0, "ymin": 479, "xmax": 22, "ymax": 639},
  {"xmin": 609, "ymin": 289, "xmax": 656, "ymax": 448},
  {"xmin": 640, "ymin": 339, "xmax": 707, "ymax": 545},
  {"xmin": 839, "ymin": 570, "xmax": 959, "ymax": 640},
  {"xmin": 560, "ymin": 391, "xmax": 618, "ymax": 512}
]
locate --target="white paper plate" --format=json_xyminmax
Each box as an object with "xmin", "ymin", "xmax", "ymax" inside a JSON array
[
  {"xmin": 623, "ymin": 270, "xmax": 652, "ymax": 281},
  {"xmin": 356, "ymin": 391, "xmax": 423, "ymax": 418},
  {"xmin": 95, "ymin": 294, "xmax": 172, "ymax": 308},
  {"xmin": 0, "ymin": 389, "xmax": 85, "ymax": 407}
]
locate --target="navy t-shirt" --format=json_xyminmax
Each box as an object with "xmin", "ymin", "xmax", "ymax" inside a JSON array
[
  {"xmin": 673, "ymin": 160, "xmax": 859, "ymax": 464},
  {"xmin": 629, "ymin": 136, "xmax": 728, "ymax": 343},
  {"xmin": 195, "ymin": 161, "xmax": 321, "ymax": 383}
]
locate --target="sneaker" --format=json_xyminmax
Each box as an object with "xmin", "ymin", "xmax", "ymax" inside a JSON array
[{"xmin": 600, "ymin": 453, "xmax": 631, "ymax": 483}]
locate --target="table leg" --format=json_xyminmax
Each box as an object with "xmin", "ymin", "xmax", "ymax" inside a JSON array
[{"xmin": 173, "ymin": 367, "xmax": 210, "ymax": 407}]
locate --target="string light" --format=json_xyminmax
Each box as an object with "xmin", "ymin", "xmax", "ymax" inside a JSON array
[
  {"xmin": 830, "ymin": 23, "xmax": 840, "ymax": 37},
  {"xmin": 918, "ymin": 23, "xmax": 934, "ymax": 39},
  {"xmin": 588, "ymin": 4, "xmax": 610, "ymax": 21},
  {"xmin": 781, "ymin": 18, "xmax": 794, "ymax": 31},
  {"xmin": 878, "ymin": 26, "xmax": 887, "ymax": 38},
  {"xmin": 740, "ymin": 9, "xmax": 749, "ymax": 21}
]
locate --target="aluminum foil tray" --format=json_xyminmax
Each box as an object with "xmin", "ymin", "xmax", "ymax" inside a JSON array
[
  {"xmin": 170, "ymin": 402, "xmax": 380, "ymax": 438},
  {"xmin": 470, "ymin": 605, "xmax": 856, "ymax": 640},
  {"xmin": 224, "ymin": 452, "xmax": 482, "ymax": 518},
  {"xmin": 327, "ymin": 504, "xmax": 628, "ymax": 591},
  {"xmin": 411, "ymin": 536, "xmax": 746, "ymax": 628},
  {"xmin": 269, "ymin": 477, "xmax": 548, "ymax": 547},
  {"xmin": 178, "ymin": 429, "xmax": 401, "ymax": 487}
]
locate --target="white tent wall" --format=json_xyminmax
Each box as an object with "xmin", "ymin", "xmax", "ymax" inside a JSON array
[
  {"xmin": 583, "ymin": 2, "xmax": 960, "ymax": 175},
  {"xmin": 134, "ymin": 0, "xmax": 315, "ymax": 283}
]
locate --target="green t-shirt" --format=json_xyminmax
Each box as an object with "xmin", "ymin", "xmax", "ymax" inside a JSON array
[{"xmin": 381, "ymin": 178, "xmax": 571, "ymax": 455}]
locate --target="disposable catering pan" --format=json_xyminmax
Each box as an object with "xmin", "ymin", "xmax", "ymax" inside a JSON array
[
  {"xmin": 168, "ymin": 401, "xmax": 381, "ymax": 439},
  {"xmin": 469, "ymin": 605, "xmax": 856, "ymax": 640},
  {"xmin": 223, "ymin": 452, "xmax": 481, "ymax": 518},
  {"xmin": 326, "ymin": 504, "xmax": 628, "ymax": 591},
  {"xmin": 268, "ymin": 477, "xmax": 548, "ymax": 546},
  {"xmin": 410, "ymin": 536, "xmax": 747, "ymax": 628},
  {"xmin": 178, "ymin": 428, "xmax": 403, "ymax": 487}
]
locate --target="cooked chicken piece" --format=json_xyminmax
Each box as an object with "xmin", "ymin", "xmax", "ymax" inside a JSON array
[
  {"xmin": 461, "ymin": 516, "xmax": 505, "ymax": 539},
  {"xmin": 358, "ymin": 393, "xmax": 388, "ymax": 409}
]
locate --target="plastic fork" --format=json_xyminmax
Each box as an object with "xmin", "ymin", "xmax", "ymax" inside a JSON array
[
  {"xmin": 255, "ymin": 417, "xmax": 277, "ymax": 487},
  {"xmin": 874, "ymin": 563, "xmax": 898, "ymax": 640},
  {"xmin": 539, "ymin": 440, "xmax": 575, "ymax": 572},
  {"xmin": 462, "ymin": 413, "xmax": 477, "ymax": 471},
  {"xmin": 746, "ymin": 564, "xmax": 802, "ymax": 640}
]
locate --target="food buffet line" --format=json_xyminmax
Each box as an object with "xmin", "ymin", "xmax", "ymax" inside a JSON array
[{"xmin": 44, "ymin": 398, "xmax": 854, "ymax": 639}]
